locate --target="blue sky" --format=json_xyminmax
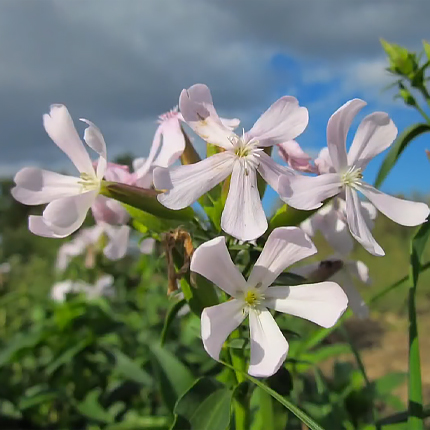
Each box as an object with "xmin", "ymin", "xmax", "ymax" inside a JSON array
[{"xmin": 0, "ymin": 0, "xmax": 429, "ymax": 198}]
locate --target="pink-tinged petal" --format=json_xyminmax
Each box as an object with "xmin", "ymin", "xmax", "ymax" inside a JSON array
[
  {"xmin": 345, "ymin": 187, "xmax": 384, "ymax": 256},
  {"xmin": 103, "ymin": 163, "xmax": 133, "ymax": 184},
  {"xmin": 346, "ymin": 260, "xmax": 371, "ymax": 284},
  {"xmin": 80, "ymin": 119, "xmax": 108, "ymax": 179},
  {"xmin": 357, "ymin": 182, "xmax": 430, "ymax": 227},
  {"xmin": 29, "ymin": 215, "xmax": 67, "ymax": 238},
  {"xmin": 153, "ymin": 167, "xmax": 173, "ymax": 190},
  {"xmin": 221, "ymin": 162, "xmax": 267, "ymax": 241},
  {"xmin": 248, "ymin": 308, "xmax": 288, "ymax": 377},
  {"xmin": 257, "ymin": 152, "xmax": 295, "ymax": 194},
  {"xmin": 315, "ymin": 147, "xmax": 335, "ymax": 174},
  {"xmin": 347, "ymin": 112, "xmax": 397, "ymax": 169},
  {"xmin": 103, "ymin": 225, "xmax": 130, "ymax": 260},
  {"xmin": 56, "ymin": 238, "xmax": 87, "ymax": 270},
  {"xmin": 278, "ymin": 141, "xmax": 317, "ymax": 173},
  {"xmin": 300, "ymin": 217, "xmax": 316, "ymax": 237},
  {"xmin": 154, "ymin": 118, "xmax": 185, "ymax": 167},
  {"xmin": 327, "ymin": 99, "xmax": 367, "ymax": 171},
  {"xmin": 91, "ymin": 195, "xmax": 129, "ymax": 225},
  {"xmin": 264, "ymin": 281, "xmax": 348, "ymax": 328},
  {"xmin": 319, "ymin": 206, "xmax": 354, "ymax": 255},
  {"xmin": 361, "ymin": 201, "xmax": 377, "ymax": 221},
  {"xmin": 140, "ymin": 238, "xmax": 156, "ymax": 254},
  {"xmin": 43, "ymin": 104, "xmax": 94, "ymax": 175},
  {"xmin": 247, "ymin": 96, "xmax": 308, "ymax": 147},
  {"xmin": 157, "ymin": 152, "xmax": 234, "ymax": 209},
  {"xmin": 247, "ymin": 227, "xmax": 316, "ymax": 290},
  {"xmin": 133, "ymin": 128, "xmax": 163, "ymax": 183},
  {"xmin": 220, "ymin": 117, "xmax": 240, "ymax": 130},
  {"xmin": 11, "ymin": 167, "xmax": 81, "ymax": 205},
  {"xmin": 331, "ymin": 271, "xmax": 369, "ymax": 318},
  {"xmin": 42, "ymin": 190, "xmax": 97, "ymax": 237},
  {"xmin": 191, "ymin": 236, "xmax": 247, "ymax": 297},
  {"xmin": 201, "ymin": 300, "xmax": 247, "ymax": 361},
  {"xmin": 278, "ymin": 173, "xmax": 342, "ymax": 210},
  {"xmin": 94, "ymin": 274, "xmax": 115, "ymax": 297},
  {"xmin": 179, "ymin": 84, "xmax": 233, "ymax": 150}
]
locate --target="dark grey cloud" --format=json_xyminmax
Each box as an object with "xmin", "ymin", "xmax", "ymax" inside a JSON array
[{"xmin": 0, "ymin": 0, "xmax": 428, "ymax": 175}]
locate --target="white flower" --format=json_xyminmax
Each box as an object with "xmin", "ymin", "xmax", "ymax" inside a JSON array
[
  {"xmin": 191, "ymin": 227, "xmax": 348, "ymax": 377},
  {"xmin": 11, "ymin": 105, "xmax": 107, "ymax": 238},
  {"xmin": 292, "ymin": 257, "xmax": 371, "ymax": 318},
  {"xmin": 279, "ymin": 99, "xmax": 430, "ymax": 256},
  {"xmin": 154, "ymin": 84, "xmax": 307, "ymax": 241},
  {"xmin": 50, "ymin": 275, "xmax": 114, "ymax": 302},
  {"xmin": 301, "ymin": 196, "xmax": 377, "ymax": 255},
  {"xmin": 56, "ymin": 223, "xmax": 130, "ymax": 271}
]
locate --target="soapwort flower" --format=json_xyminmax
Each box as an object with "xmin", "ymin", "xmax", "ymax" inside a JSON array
[
  {"xmin": 292, "ymin": 257, "xmax": 371, "ymax": 318},
  {"xmin": 279, "ymin": 99, "xmax": 430, "ymax": 256},
  {"xmin": 11, "ymin": 105, "xmax": 107, "ymax": 238},
  {"xmin": 191, "ymin": 227, "xmax": 348, "ymax": 377},
  {"xmin": 154, "ymin": 84, "xmax": 308, "ymax": 241}
]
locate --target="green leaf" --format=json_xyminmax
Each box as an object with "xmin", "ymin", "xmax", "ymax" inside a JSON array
[
  {"xmin": 18, "ymin": 390, "xmax": 58, "ymax": 410},
  {"xmin": 126, "ymin": 204, "xmax": 182, "ymax": 234},
  {"xmin": 45, "ymin": 337, "xmax": 90, "ymax": 375},
  {"xmin": 174, "ymin": 377, "xmax": 233, "ymax": 430},
  {"xmin": 106, "ymin": 416, "xmax": 170, "ymax": 430},
  {"xmin": 150, "ymin": 344, "xmax": 195, "ymax": 413},
  {"xmin": 160, "ymin": 299, "xmax": 187, "ymax": 346},
  {"xmin": 113, "ymin": 349, "xmax": 153, "ymax": 386},
  {"xmin": 374, "ymin": 372, "xmax": 406, "ymax": 397},
  {"xmin": 75, "ymin": 388, "xmax": 114, "ymax": 424},
  {"xmin": 220, "ymin": 360, "xmax": 325, "ymax": 430},
  {"xmin": 101, "ymin": 181, "xmax": 195, "ymax": 221},
  {"xmin": 250, "ymin": 387, "xmax": 274, "ymax": 430},
  {"xmin": 0, "ymin": 329, "xmax": 43, "ymax": 366},
  {"xmin": 268, "ymin": 204, "xmax": 318, "ymax": 232},
  {"xmin": 374, "ymin": 123, "xmax": 430, "ymax": 188}
]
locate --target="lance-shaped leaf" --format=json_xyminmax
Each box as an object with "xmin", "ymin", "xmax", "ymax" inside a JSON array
[
  {"xmin": 150, "ymin": 344, "xmax": 195, "ymax": 413},
  {"xmin": 374, "ymin": 123, "xmax": 430, "ymax": 188},
  {"xmin": 173, "ymin": 377, "xmax": 234, "ymax": 430},
  {"xmin": 100, "ymin": 181, "xmax": 195, "ymax": 221}
]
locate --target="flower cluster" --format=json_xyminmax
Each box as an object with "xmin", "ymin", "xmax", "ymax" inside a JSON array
[{"xmin": 11, "ymin": 83, "xmax": 430, "ymax": 378}]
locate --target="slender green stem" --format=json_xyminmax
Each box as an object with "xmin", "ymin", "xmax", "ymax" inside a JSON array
[
  {"xmin": 228, "ymin": 329, "xmax": 250, "ymax": 430},
  {"xmin": 233, "ymin": 396, "xmax": 249, "ymax": 430},
  {"xmin": 415, "ymin": 104, "xmax": 430, "ymax": 125}
]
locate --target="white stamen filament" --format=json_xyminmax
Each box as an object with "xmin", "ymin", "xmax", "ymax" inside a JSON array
[
  {"xmin": 78, "ymin": 173, "xmax": 101, "ymax": 192},
  {"xmin": 341, "ymin": 166, "xmax": 363, "ymax": 188}
]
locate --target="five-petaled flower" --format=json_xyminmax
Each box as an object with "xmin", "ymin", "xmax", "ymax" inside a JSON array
[
  {"xmin": 154, "ymin": 84, "xmax": 308, "ymax": 241},
  {"xmin": 191, "ymin": 227, "xmax": 348, "ymax": 377},
  {"xmin": 279, "ymin": 99, "xmax": 430, "ymax": 256},
  {"xmin": 11, "ymin": 104, "xmax": 107, "ymax": 238}
]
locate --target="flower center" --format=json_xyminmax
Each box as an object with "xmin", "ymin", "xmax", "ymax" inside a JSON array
[
  {"xmin": 229, "ymin": 131, "xmax": 262, "ymax": 174},
  {"xmin": 78, "ymin": 173, "xmax": 101, "ymax": 192},
  {"xmin": 341, "ymin": 166, "xmax": 363, "ymax": 187},
  {"xmin": 243, "ymin": 288, "xmax": 265, "ymax": 308}
]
